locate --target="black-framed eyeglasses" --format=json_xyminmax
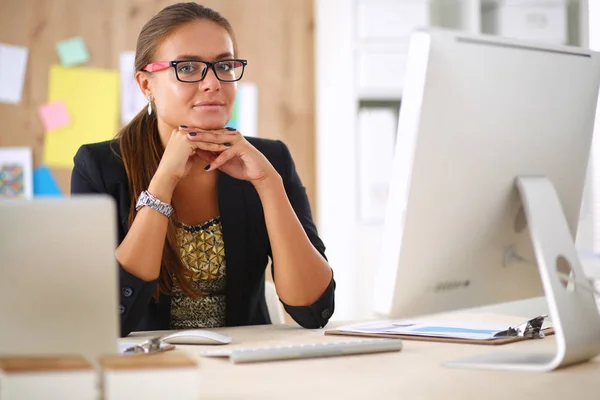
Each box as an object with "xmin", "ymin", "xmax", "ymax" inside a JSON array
[{"xmin": 143, "ymin": 59, "xmax": 248, "ymax": 82}]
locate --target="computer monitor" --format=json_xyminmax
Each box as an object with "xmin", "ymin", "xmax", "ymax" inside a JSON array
[
  {"xmin": 372, "ymin": 29, "xmax": 600, "ymax": 371},
  {"xmin": 0, "ymin": 196, "xmax": 120, "ymax": 361}
]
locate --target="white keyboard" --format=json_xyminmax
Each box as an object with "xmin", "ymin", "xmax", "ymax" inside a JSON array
[{"xmin": 200, "ymin": 338, "xmax": 403, "ymax": 364}]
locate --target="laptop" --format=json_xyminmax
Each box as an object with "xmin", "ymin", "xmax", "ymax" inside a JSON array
[{"xmin": 0, "ymin": 196, "xmax": 120, "ymax": 361}]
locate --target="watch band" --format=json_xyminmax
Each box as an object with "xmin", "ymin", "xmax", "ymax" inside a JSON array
[{"xmin": 135, "ymin": 190, "xmax": 174, "ymax": 218}]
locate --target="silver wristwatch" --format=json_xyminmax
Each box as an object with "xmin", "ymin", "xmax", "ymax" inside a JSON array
[{"xmin": 135, "ymin": 190, "xmax": 174, "ymax": 218}]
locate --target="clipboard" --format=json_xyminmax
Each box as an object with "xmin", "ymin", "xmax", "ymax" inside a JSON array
[{"xmin": 324, "ymin": 315, "xmax": 554, "ymax": 346}]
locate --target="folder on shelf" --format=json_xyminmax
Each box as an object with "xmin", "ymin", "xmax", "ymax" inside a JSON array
[{"xmin": 325, "ymin": 314, "xmax": 554, "ymax": 346}]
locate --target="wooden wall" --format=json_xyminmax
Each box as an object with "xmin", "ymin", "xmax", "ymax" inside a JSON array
[{"xmin": 0, "ymin": 0, "xmax": 317, "ymax": 210}]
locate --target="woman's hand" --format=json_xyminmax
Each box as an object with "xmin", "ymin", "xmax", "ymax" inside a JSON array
[
  {"xmin": 186, "ymin": 128, "xmax": 280, "ymax": 187},
  {"xmin": 150, "ymin": 127, "xmax": 232, "ymax": 199}
]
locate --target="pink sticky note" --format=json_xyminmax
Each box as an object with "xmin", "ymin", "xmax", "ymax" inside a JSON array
[{"xmin": 38, "ymin": 100, "xmax": 71, "ymax": 131}]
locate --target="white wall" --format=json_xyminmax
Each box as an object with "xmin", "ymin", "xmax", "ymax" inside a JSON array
[{"xmin": 315, "ymin": 0, "xmax": 358, "ymax": 320}]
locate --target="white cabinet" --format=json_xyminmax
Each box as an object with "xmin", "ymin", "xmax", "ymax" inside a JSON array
[
  {"xmin": 482, "ymin": 0, "xmax": 568, "ymax": 44},
  {"xmin": 356, "ymin": 46, "xmax": 408, "ymax": 99},
  {"xmin": 356, "ymin": 0, "xmax": 430, "ymax": 40},
  {"xmin": 355, "ymin": 0, "xmax": 429, "ymax": 98},
  {"xmin": 357, "ymin": 107, "xmax": 398, "ymax": 223}
]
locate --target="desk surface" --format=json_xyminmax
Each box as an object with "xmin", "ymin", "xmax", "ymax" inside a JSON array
[{"xmin": 126, "ymin": 312, "xmax": 600, "ymax": 400}]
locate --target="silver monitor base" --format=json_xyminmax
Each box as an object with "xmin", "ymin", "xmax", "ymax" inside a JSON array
[{"xmin": 445, "ymin": 176, "xmax": 600, "ymax": 372}]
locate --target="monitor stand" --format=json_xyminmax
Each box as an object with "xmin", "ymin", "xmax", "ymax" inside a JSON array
[{"xmin": 445, "ymin": 176, "xmax": 600, "ymax": 372}]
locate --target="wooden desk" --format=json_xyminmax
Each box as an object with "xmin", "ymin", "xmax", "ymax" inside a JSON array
[{"xmin": 125, "ymin": 313, "xmax": 600, "ymax": 400}]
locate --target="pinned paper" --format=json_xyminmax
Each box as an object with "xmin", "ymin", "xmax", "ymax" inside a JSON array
[
  {"xmin": 120, "ymin": 51, "xmax": 146, "ymax": 126},
  {"xmin": 38, "ymin": 100, "xmax": 71, "ymax": 131},
  {"xmin": 0, "ymin": 147, "xmax": 33, "ymax": 199},
  {"xmin": 43, "ymin": 65, "xmax": 119, "ymax": 168},
  {"xmin": 56, "ymin": 36, "xmax": 90, "ymax": 66},
  {"xmin": 33, "ymin": 165, "xmax": 63, "ymax": 196},
  {"xmin": 0, "ymin": 43, "xmax": 28, "ymax": 104},
  {"xmin": 226, "ymin": 83, "xmax": 258, "ymax": 137}
]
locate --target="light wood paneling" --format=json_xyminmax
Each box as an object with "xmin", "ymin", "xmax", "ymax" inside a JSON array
[{"xmin": 0, "ymin": 0, "xmax": 316, "ymax": 210}]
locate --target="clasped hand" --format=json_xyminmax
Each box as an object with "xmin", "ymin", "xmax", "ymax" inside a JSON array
[{"xmin": 155, "ymin": 126, "xmax": 279, "ymax": 187}]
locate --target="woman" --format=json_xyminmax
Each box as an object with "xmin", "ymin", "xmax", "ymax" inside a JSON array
[{"xmin": 71, "ymin": 2, "xmax": 335, "ymax": 337}]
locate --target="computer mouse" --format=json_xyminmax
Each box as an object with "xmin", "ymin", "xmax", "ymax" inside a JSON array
[{"xmin": 161, "ymin": 329, "xmax": 232, "ymax": 345}]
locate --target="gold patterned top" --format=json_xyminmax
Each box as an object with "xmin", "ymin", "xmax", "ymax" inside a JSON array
[{"xmin": 170, "ymin": 216, "xmax": 226, "ymax": 329}]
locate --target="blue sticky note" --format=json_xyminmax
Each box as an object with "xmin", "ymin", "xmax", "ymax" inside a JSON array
[
  {"xmin": 33, "ymin": 165, "xmax": 63, "ymax": 196},
  {"xmin": 56, "ymin": 36, "xmax": 90, "ymax": 66}
]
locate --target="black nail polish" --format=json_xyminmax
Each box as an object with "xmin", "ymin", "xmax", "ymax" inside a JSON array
[
  {"xmin": 204, "ymin": 164, "xmax": 211, "ymax": 171},
  {"xmin": 224, "ymin": 143, "xmax": 232, "ymax": 147},
  {"xmin": 225, "ymin": 127, "xmax": 236, "ymax": 131},
  {"xmin": 180, "ymin": 125, "xmax": 188, "ymax": 128},
  {"xmin": 188, "ymin": 132, "xmax": 198, "ymax": 136}
]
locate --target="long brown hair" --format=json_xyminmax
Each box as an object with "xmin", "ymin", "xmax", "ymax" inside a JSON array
[{"xmin": 117, "ymin": 2, "xmax": 238, "ymax": 300}]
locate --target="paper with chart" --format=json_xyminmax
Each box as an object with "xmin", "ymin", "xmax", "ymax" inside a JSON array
[
  {"xmin": 0, "ymin": 147, "xmax": 33, "ymax": 199},
  {"xmin": 335, "ymin": 319, "xmax": 514, "ymax": 341},
  {"xmin": 227, "ymin": 83, "xmax": 258, "ymax": 137}
]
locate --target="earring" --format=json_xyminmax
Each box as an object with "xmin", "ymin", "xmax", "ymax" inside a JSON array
[{"xmin": 147, "ymin": 95, "xmax": 153, "ymax": 115}]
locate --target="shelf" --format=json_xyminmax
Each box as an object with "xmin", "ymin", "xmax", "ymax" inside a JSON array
[{"xmin": 357, "ymin": 91, "xmax": 402, "ymax": 102}]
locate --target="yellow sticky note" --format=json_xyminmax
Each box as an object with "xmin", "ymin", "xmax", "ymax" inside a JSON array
[{"xmin": 44, "ymin": 65, "xmax": 119, "ymax": 168}]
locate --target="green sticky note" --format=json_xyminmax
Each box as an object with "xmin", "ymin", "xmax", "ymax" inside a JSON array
[{"xmin": 56, "ymin": 37, "xmax": 90, "ymax": 66}]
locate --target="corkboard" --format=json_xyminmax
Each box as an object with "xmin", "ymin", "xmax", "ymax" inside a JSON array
[{"xmin": 0, "ymin": 0, "xmax": 316, "ymax": 209}]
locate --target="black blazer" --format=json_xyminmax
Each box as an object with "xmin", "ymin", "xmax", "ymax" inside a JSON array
[{"xmin": 71, "ymin": 137, "xmax": 335, "ymax": 337}]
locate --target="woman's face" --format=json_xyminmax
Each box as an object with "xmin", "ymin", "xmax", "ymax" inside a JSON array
[{"xmin": 141, "ymin": 19, "xmax": 237, "ymax": 131}]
